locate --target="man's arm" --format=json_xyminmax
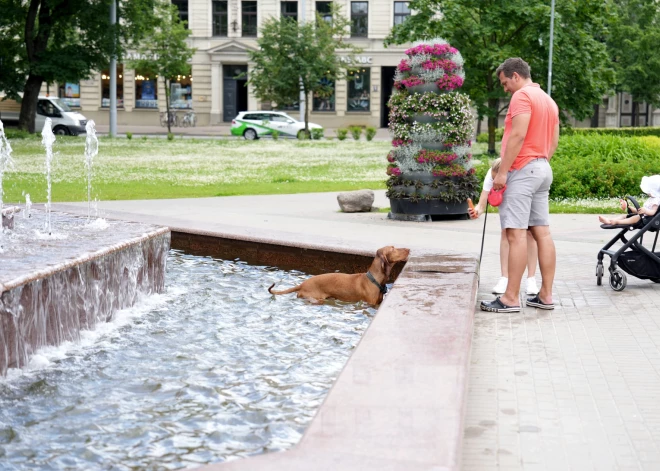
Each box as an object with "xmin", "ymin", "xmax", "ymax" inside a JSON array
[
  {"xmin": 547, "ymin": 122, "xmax": 560, "ymax": 161},
  {"xmin": 493, "ymin": 113, "xmax": 531, "ymax": 189}
]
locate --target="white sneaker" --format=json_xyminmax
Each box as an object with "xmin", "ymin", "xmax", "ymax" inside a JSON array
[
  {"xmin": 492, "ymin": 277, "xmax": 508, "ymax": 294},
  {"xmin": 526, "ymin": 277, "xmax": 539, "ymax": 295}
]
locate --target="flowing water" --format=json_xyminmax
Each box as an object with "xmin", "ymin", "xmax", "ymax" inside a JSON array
[
  {"xmin": 41, "ymin": 118, "xmax": 56, "ymax": 235},
  {"xmin": 0, "ymin": 120, "xmax": 14, "ymax": 251},
  {"xmin": 84, "ymin": 121, "xmax": 98, "ymax": 220},
  {"xmin": 0, "ymin": 250, "xmax": 375, "ymax": 470}
]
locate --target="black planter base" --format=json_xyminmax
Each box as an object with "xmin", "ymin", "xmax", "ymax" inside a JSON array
[{"xmin": 389, "ymin": 198, "xmax": 469, "ymax": 220}]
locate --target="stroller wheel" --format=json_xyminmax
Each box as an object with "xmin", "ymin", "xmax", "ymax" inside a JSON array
[
  {"xmin": 609, "ymin": 269, "xmax": 627, "ymax": 291},
  {"xmin": 596, "ymin": 263, "xmax": 604, "ymax": 286}
]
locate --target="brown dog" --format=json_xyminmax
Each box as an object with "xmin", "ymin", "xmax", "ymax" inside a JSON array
[{"xmin": 268, "ymin": 246, "xmax": 410, "ymax": 305}]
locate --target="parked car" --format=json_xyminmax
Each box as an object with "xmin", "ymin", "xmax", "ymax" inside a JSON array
[
  {"xmin": 230, "ymin": 111, "xmax": 322, "ymax": 140},
  {"xmin": 0, "ymin": 96, "xmax": 88, "ymax": 135}
]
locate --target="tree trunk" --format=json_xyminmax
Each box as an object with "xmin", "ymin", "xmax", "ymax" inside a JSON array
[
  {"xmin": 165, "ymin": 79, "xmax": 171, "ymax": 134},
  {"xmin": 19, "ymin": 74, "xmax": 43, "ymax": 133},
  {"xmin": 304, "ymin": 90, "xmax": 310, "ymax": 135},
  {"xmin": 487, "ymin": 97, "xmax": 499, "ymax": 155}
]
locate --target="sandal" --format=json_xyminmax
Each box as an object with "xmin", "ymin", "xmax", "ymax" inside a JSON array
[
  {"xmin": 525, "ymin": 295, "xmax": 555, "ymax": 310},
  {"xmin": 480, "ymin": 297, "xmax": 521, "ymax": 313}
]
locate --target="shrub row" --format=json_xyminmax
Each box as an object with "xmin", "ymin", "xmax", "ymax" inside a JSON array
[
  {"xmin": 335, "ymin": 126, "xmax": 377, "ymax": 141},
  {"xmin": 562, "ymin": 126, "xmax": 660, "ymax": 138},
  {"xmin": 474, "ymin": 134, "xmax": 660, "ymax": 200}
]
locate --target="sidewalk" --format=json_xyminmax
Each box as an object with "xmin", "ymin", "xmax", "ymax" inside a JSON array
[
  {"xmin": 93, "ymin": 123, "xmax": 393, "ymax": 141},
  {"xmin": 54, "ymin": 192, "xmax": 660, "ymax": 470}
]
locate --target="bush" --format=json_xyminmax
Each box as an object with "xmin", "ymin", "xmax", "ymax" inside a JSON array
[
  {"xmin": 167, "ymin": 132, "xmax": 174, "ymax": 141},
  {"xmin": 271, "ymin": 130, "xmax": 280, "ymax": 140},
  {"xmin": 336, "ymin": 128, "xmax": 348, "ymax": 140},
  {"xmin": 4, "ymin": 129, "xmax": 31, "ymax": 139},
  {"xmin": 349, "ymin": 125, "xmax": 362, "ymax": 140},
  {"xmin": 476, "ymin": 128, "xmax": 503, "ymax": 143},
  {"xmin": 126, "ymin": 132, "xmax": 133, "ymax": 140},
  {"xmin": 550, "ymin": 135, "xmax": 660, "ymax": 199},
  {"xmin": 562, "ymin": 126, "xmax": 660, "ymax": 138},
  {"xmin": 311, "ymin": 128, "xmax": 324, "ymax": 140},
  {"xmin": 365, "ymin": 126, "xmax": 377, "ymax": 141}
]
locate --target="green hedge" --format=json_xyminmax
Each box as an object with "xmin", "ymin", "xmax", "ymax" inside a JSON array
[
  {"xmin": 476, "ymin": 128, "xmax": 503, "ymax": 143},
  {"xmin": 562, "ymin": 126, "xmax": 660, "ymax": 138},
  {"xmin": 472, "ymin": 134, "xmax": 660, "ymax": 199}
]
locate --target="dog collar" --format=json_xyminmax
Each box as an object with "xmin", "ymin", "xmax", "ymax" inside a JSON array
[{"xmin": 366, "ymin": 271, "xmax": 388, "ymax": 294}]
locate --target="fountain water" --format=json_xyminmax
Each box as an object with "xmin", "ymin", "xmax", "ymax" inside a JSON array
[
  {"xmin": 0, "ymin": 120, "xmax": 15, "ymax": 249},
  {"xmin": 41, "ymin": 118, "xmax": 56, "ymax": 235},
  {"xmin": 84, "ymin": 120, "xmax": 98, "ymax": 220}
]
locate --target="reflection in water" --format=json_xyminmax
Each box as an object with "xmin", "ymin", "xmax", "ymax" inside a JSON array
[{"xmin": 0, "ymin": 250, "xmax": 375, "ymax": 469}]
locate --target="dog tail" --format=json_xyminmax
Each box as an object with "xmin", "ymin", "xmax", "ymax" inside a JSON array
[{"xmin": 268, "ymin": 282, "xmax": 301, "ymax": 295}]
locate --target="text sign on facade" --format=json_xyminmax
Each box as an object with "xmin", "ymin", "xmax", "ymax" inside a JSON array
[{"xmin": 340, "ymin": 56, "xmax": 373, "ymax": 64}]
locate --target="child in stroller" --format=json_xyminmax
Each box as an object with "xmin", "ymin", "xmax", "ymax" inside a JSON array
[{"xmin": 597, "ymin": 175, "xmax": 660, "ymax": 291}]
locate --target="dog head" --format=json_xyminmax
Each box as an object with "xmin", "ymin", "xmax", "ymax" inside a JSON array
[{"xmin": 376, "ymin": 246, "xmax": 410, "ymax": 278}]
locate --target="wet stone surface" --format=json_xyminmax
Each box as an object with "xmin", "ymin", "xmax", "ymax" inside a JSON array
[{"xmin": 0, "ymin": 250, "xmax": 375, "ymax": 470}]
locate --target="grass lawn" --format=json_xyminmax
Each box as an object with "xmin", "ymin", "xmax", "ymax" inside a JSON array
[
  {"xmin": 2, "ymin": 136, "xmax": 389, "ymax": 203},
  {"xmin": 0, "ymin": 134, "xmax": 628, "ymax": 214}
]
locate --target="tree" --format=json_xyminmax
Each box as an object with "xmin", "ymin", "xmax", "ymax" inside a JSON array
[
  {"xmin": 0, "ymin": 0, "xmax": 157, "ymax": 133},
  {"xmin": 128, "ymin": 1, "xmax": 194, "ymax": 134},
  {"xmin": 608, "ymin": 0, "xmax": 660, "ymax": 123},
  {"xmin": 247, "ymin": 7, "xmax": 360, "ymax": 134},
  {"xmin": 386, "ymin": 0, "xmax": 615, "ymax": 153}
]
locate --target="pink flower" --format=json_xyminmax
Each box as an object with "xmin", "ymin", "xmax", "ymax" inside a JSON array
[
  {"xmin": 397, "ymin": 59, "xmax": 412, "ymax": 72},
  {"xmin": 401, "ymin": 76, "xmax": 424, "ymax": 87},
  {"xmin": 436, "ymin": 74, "xmax": 464, "ymax": 90}
]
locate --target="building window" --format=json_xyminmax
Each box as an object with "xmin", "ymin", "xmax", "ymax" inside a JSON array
[
  {"xmin": 135, "ymin": 70, "xmax": 158, "ymax": 109},
  {"xmin": 213, "ymin": 0, "xmax": 229, "ymax": 36},
  {"xmin": 393, "ymin": 1, "xmax": 410, "ymax": 26},
  {"xmin": 170, "ymin": 73, "xmax": 193, "ymax": 109},
  {"xmin": 242, "ymin": 1, "xmax": 258, "ymax": 37},
  {"xmin": 280, "ymin": 101, "xmax": 300, "ymax": 111},
  {"xmin": 58, "ymin": 82, "xmax": 80, "ymax": 108},
  {"xmin": 316, "ymin": 1, "xmax": 332, "ymax": 24},
  {"xmin": 313, "ymin": 79, "xmax": 335, "ymax": 111},
  {"xmin": 347, "ymin": 68, "xmax": 370, "ymax": 112},
  {"xmin": 101, "ymin": 65, "xmax": 124, "ymax": 108},
  {"xmin": 351, "ymin": 2, "xmax": 368, "ymax": 37},
  {"xmin": 281, "ymin": 1, "xmax": 298, "ymax": 21},
  {"xmin": 172, "ymin": 0, "xmax": 189, "ymax": 28}
]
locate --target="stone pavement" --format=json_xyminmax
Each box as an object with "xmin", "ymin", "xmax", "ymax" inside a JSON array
[{"xmin": 54, "ymin": 191, "xmax": 660, "ymax": 470}]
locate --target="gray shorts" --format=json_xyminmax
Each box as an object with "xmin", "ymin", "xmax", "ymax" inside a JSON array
[{"xmin": 499, "ymin": 158, "xmax": 553, "ymax": 229}]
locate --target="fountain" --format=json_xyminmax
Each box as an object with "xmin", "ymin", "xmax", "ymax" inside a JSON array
[
  {"xmin": 0, "ymin": 119, "xmax": 170, "ymax": 376},
  {"xmin": 84, "ymin": 120, "xmax": 98, "ymax": 220},
  {"xmin": 0, "ymin": 120, "xmax": 15, "ymax": 240}
]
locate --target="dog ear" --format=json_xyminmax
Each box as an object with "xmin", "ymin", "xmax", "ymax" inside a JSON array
[{"xmin": 377, "ymin": 247, "xmax": 392, "ymax": 279}]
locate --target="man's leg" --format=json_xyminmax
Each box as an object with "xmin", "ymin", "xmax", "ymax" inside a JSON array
[
  {"xmin": 500, "ymin": 228, "xmax": 528, "ymax": 307},
  {"xmin": 526, "ymin": 230, "xmax": 538, "ymax": 277},
  {"xmin": 529, "ymin": 225, "xmax": 555, "ymax": 304}
]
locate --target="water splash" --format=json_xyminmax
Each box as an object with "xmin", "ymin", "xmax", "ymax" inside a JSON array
[
  {"xmin": 41, "ymin": 118, "xmax": 56, "ymax": 235},
  {"xmin": 84, "ymin": 120, "xmax": 98, "ymax": 220},
  {"xmin": 0, "ymin": 119, "xmax": 14, "ymax": 250},
  {"xmin": 23, "ymin": 192, "xmax": 32, "ymax": 218}
]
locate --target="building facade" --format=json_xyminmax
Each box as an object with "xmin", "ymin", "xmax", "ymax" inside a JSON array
[{"xmin": 49, "ymin": 0, "xmax": 414, "ymax": 129}]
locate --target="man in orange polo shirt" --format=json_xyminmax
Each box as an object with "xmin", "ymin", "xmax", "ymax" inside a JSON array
[{"xmin": 481, "ymin": 58, "xmax": 559, "ymax": 313}]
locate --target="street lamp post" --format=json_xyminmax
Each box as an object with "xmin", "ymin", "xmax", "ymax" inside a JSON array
[
  {"xmin": 547, "ymin": 0, "xmax": 556, "ymax": 97},
  {"xmin": 299, "ymin": 0, "xmax": 306, "ymax": 123},
  {"xmin": 109, "ymin": 0, "xmax": 117, "ymax": 137}
]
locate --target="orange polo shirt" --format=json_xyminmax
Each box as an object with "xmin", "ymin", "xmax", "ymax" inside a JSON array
[{"xmin": 501, "ymin": 83, "xmax": 559, "ymax": 170}]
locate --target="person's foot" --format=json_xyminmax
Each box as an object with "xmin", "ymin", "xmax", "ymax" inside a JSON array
[
  {"xmin": 480, "ymin": 297, "xmax": 521, "ymax": 313},
  {"xmin": 526, "ymin": 295, "xmax": 555, "ymax": 310},
  {"xmin": 492, "ymin": 277, "xmax": 508, "ymax": 294},
  {"xmin": 526, "ymin": 277, "xmax": 539, "ymax": 295},
  {"xmin": 598, "ymin": 216, "xmax": 611, "ymax": 225}
]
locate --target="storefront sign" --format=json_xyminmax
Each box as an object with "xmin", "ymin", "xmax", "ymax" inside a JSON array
[
  {"xmin": 340, "ymin": 56, "xmax": 373, "ymax": 64},
  {"xmin": 125, "ymin": 52, "xmax": 159, "ymax": 61}
]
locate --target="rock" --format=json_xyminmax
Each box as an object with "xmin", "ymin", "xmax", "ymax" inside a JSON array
[
  {"xmin": 1, "ymin": 206, "xmax": 20, "ymax": 230},
  {"xmin": 337, "ymin": 190, "xmax": 375, "ymax": 213}
]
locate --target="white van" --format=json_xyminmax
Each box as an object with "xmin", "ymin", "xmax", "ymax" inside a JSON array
[{"xmin": 0, "ymin": 96, "xmax": 88, "ymax": 135}]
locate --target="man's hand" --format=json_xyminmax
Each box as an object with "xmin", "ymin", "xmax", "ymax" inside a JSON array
[{"xmin": 493, "ymin": 171, "xmax": 507, "ymax": 190}]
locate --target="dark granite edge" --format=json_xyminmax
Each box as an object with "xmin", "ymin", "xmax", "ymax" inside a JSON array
[{"xmin": 0, "ymin": 226, "xmax": 170, "ymax": 295}]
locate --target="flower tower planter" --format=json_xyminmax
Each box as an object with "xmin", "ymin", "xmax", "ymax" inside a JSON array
[{"xmin": 386, "ymin": 39, "xmax": 479, "ymax": 221}]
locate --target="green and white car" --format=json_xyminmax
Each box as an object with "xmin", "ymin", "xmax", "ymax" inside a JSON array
[{"xmin": 230, "ymin": 111, "xmax": 323, "ymax": 140}]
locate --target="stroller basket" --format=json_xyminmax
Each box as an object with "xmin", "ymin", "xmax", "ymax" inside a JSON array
[{"xmin": 597, "ymin": 196, "xmax": 660, "ymax": 291}]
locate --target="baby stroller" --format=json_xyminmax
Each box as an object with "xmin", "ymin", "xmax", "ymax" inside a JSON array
[{"xmin": 597, "ymin": 196, "xmax": 660, "ymax": 291}]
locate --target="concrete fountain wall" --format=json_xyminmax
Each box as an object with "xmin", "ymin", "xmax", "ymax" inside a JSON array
[{"xmin": 0, "ymin": 210, "xmax": 170, "ymax": 376}]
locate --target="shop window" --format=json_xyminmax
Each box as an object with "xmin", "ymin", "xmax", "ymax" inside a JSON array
[
  {"xmin": 313, "ymin": 79, "xmax": 335, "ymax": 111},
  {"xmin": 281, "ymin": 1, "xmax": 298, "ymax": 21},
  {"xmin": 170, "ymin": 74, "xmax": 193, "ymax": 109},
  {"xmin": 101, "ymin": 65, "xmax": 124, "ymax": 108},
  {"xmin": 393, "ymin": 1, "xmax": 410, "ymax": 26},
  {"xmin": 316, "ymin": 1, "xmax": 332, "ymax": 25},
  {"xmin": 351, "ymin": 2, "xmax": 368, "ymax": 37},
  {"xmin": 347, "ymin": 68, "xmax": 370, "ymax": 112},
  {"xmin": 135, "ymin": 70, "xmax": 158, "ymax": 109},
  {"xmin": 213, "ymin": 0, "xmax": 228, "ymax": 36},
  {"xmin": 172, "ymin": 0, "xmax": 188, "ymax": 27},
  {"xmin": 242, "ymin": 1, "xmax": 257, "ymax": 37},
  {"xmin": 58, "ymin": 82, "xmax": 80, "ymax": 108},
  {"xmin": 280, "ymin": 101, "xmax": 300, "ymax": 111}
]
